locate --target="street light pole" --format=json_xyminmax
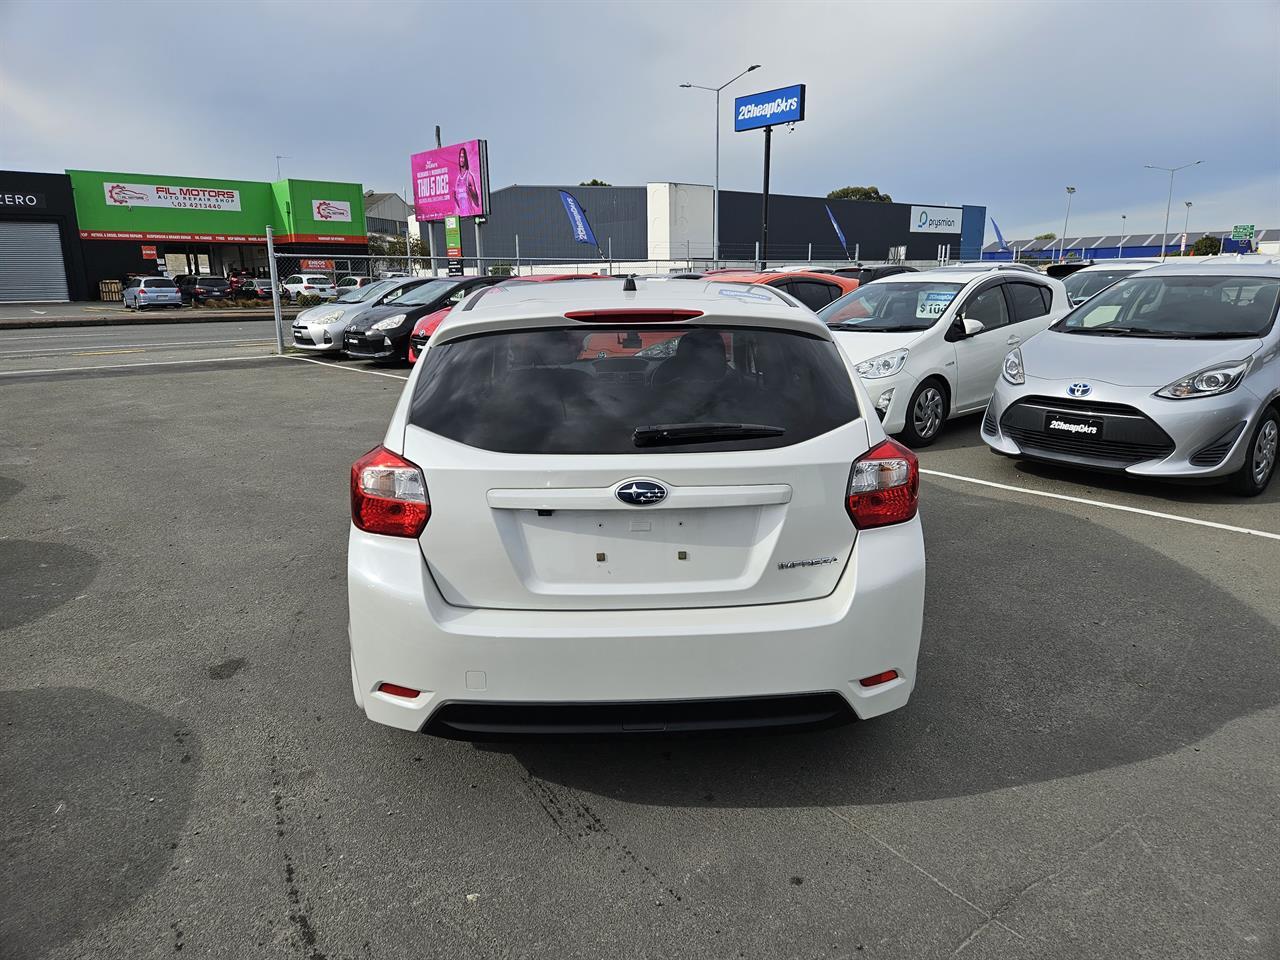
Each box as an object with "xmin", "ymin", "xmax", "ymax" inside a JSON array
[
  {"xmin": 680, "ymin": 64, "xmax": 761, "ymax": 265},
  {"xmin": 1060, "ymin": 186, "xmax": 1076, "ymax": 262},
  {"xmin": 1119, "ymin": 214, "xmax": 1126, "ymax": 258},
  {"xmin": 1145, "ymin": 160, "xmax": 1202, "ymax": 261},
  {"xmin": 1181, "ymin": 201, "xmax": 1192, "ymax": 255}
]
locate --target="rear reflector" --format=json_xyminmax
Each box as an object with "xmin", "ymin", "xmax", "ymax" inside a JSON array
[
  {"xmin": 351, "ymin": 445, "xmax": 430, "ymax": 537},
  {"xmin": 859, "ymin": 670, "xmax": 899, "ymax": 688},
  {"xmin": 563, "ymin": 309, "xmax": 703, "ymax": 322},
  {"xmin": 847, "ymin": 438, "xmax": 919, "ymax": 529},
  {"xmin": 377, "ymin": 682, "xmax": 421, "ymax": 699}
]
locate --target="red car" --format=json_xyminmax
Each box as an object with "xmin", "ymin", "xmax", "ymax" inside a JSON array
[
  {"xmin": 712, "ymin": 271, "xmax": 859, "ymax": 311},
  {"xmin": 407, "ymin": 273, "xmax": 612, "ymax": 362}
]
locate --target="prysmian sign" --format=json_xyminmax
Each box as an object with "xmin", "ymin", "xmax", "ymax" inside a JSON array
[
  {"xmin": 910, "ymin": 205, "xmax": 963, "ymax": 234},
  {"xmin": 103, "ymin": 181, "xmax": 242, "ymax": 212},
  {"xmin": 734, "ymin": 84, "xmax": 806, "ymax": 132}
]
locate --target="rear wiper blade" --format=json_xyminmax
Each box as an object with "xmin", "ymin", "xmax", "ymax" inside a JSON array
[
  {"xmin": 1062, "ymin": 326, "xmax": 1179, "ymax": 337},
  {"xmin": 633, "ymin": 422, "xmax": 786, "ymax": 447},
  {"xmin": 1176, "ymin": 331, "xmax": 1261, "ymax": 339}
]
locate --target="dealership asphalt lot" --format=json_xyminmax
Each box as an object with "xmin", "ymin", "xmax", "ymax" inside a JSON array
[{"xmin": 1, "ymin": 321, "xmax": 1277, "ymax": 959}]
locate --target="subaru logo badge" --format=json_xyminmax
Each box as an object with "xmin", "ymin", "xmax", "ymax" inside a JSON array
[
  {"xmin": 1067, "ymin": 382, "xmax": 1092, "ymax": 398},
  {"xmin": 615, "ymin": 479, "xmax": 667, "ymax": 506}
]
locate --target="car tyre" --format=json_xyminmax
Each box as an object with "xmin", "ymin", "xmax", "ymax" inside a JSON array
[
  {"xmin": 1226, "ymin": 406, "xmax": 1279, "ymax": 497},
  {"xmin": 899, "ymin": 378, "xmax": 948, "ymax": 448}
]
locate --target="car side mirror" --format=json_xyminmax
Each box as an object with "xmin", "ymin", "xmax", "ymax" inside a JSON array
[{"xmin": 961, "ymin": 317, "xmax": 985, "ymax": 337}]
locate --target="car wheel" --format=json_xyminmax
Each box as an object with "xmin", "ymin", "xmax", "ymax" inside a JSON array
[
  {"xmin": 900, "ymin": 379, "xmax": 948, "ymax": 447},
  {"xmin": 1226, "ymin": 406, "xmax": 1279, "ymax": 497}
]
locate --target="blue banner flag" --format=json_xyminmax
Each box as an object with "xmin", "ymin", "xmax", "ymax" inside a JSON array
[
  {"xmin": 825, "ymin": 204, "xmax": 849, "ymax": 257},
  {"xmin": 559, "ymin": 191, "xmax": 599, "ymax": 248}
]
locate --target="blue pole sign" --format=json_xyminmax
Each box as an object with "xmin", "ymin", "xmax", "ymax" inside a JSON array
[{"xmin": 734, "ymin": 84, "xmax": 806, "ymax": 132}]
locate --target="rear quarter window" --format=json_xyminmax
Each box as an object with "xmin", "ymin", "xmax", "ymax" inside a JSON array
[{"xmin": 409, "ymin": 325, "xmax": 861, "ymax": 454}]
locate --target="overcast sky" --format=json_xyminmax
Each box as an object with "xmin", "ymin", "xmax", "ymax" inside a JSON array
[{"xmin": 2, "ymin": 0, "xmax": 1277, "ymax": 242}]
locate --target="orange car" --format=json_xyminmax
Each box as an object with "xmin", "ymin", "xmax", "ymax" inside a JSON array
[{"xmin": 711, "ymin": 270, "xmax": 860, "ymax": 311}]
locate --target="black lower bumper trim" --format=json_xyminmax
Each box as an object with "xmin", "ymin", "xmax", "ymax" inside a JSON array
[{"xmin": 424, "ymin": 692, "xmax": 855, "ymax": 740}]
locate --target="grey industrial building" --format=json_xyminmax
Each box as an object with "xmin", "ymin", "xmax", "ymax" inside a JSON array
[{"xmin": 417, "ymin": 183, "xmax": 987, "ymax": 265}]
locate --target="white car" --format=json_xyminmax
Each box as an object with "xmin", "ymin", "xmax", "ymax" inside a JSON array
[
  {"xmin": 347, "ymin": 278, "xmax": 925, "ymax": 737},
  {"xmin": 1061, "ymin": 259, "xmax": 1161, "ymax": 306},
  {"xmin": 281, "ymin": 273, "xmax": 337, "ymax": 302},
  {"xmin": 819, "ymin": 266, "xmax": 1070, "ymax": 445}
]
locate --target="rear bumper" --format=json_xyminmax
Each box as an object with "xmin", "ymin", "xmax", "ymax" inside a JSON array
[{"xmin": 347, "ymin": 516, "xmax": 926, "ymax": 734}]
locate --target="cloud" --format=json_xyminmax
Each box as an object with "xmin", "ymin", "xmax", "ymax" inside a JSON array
[{"xmin": 1, "ymin": 0, "xmax": 1277, "ymax": 246}]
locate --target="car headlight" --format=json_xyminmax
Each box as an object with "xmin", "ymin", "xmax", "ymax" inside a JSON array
[
  {"xmin": 370, "ymin": 314, "xmax": 407, "ymax": 332},
  {"xmin": 314, "ymin": 310, "xmax": 344, "ymax": 325},
  {"xmin": 1002, "ymin": 347, "xmax": 1025, "ymax": 385},
  {"xmin": 1155, "ymin": 360, "xmax": 1250, "ymax": 399},
  {"xmin": 855, "ymin": 348, "xmax": 909, "ymax": 379}
]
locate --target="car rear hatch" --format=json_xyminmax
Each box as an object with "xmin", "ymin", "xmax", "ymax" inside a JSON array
[{"xmin": 400, "ymin": 319, "xmax": 868, "ymax": 611}]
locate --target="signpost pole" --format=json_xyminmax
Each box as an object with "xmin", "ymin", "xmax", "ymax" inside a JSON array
[
  {"xmin": 266, "ymin": 226, "xmax": 284, "ymax": 355},
  {"xmin": 427, "ymin": 224, "xmax": 438, "ymax": 276},
  {"xmin": 759, "ymin": 124, "xmax": 772, "ymax": 271},
  {"xmin": 515, "ymin": 234, "xmax": 520, "ymax": 276}
]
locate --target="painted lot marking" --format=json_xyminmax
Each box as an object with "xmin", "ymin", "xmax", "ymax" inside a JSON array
[
  {"xmin": 0, "ymin": 355, "xmax": 275, "ymax": 378},
  {"xmin": 277, "ymin": 354, "xmax": 410, "ymax": 381},
  {"xmin": 922, "ymin": 468, "xmax": 1280, "ymax": 542},
  {"xmin": 0, "ymin": 337, "xmax": 273, "ymax": 356}
]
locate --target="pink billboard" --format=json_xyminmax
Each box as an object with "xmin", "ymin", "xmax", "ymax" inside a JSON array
[{"xmin": 411, "ymin": 139, "xmax": 489, "ymax": 221}]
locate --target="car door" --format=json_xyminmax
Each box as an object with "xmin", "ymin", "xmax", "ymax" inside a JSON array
[
  {"xmin": 949, "ymin": 280, "xmax": 1014, "ymax": 411},
  {"xmin": 1003, "ymin": 280, "xmax": 1057, "ymax": 342}
]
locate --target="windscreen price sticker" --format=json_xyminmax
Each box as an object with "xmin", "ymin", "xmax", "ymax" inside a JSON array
[{"xmin": 917, "ymin": 291, "xmax": 955, "ymax": 319}]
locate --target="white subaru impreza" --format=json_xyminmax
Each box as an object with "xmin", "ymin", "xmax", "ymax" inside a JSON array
[{"xmin": 347, "ymin": 278, "xmax": 926, "ymax": 737}]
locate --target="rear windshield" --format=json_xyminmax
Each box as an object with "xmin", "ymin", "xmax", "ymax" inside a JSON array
[
  {"xmin": 142, "ymin": 278, "xmax": 176, "ymax": 288},
  {"xmin": 1063, "ymin": 270, "xmax": 1135, "ymax": 303},
  {"xmin": 201, "ymin": 278, "xmax": 229, "ymax": 287},
  {"xmin": 409, "ymin": 325, "xmax": 860, "ymax": 454}
]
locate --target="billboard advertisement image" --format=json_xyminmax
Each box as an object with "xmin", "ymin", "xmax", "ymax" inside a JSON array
[{"xmin": 412, "ymin": 140, "xmax": 489, "ymax": 221}]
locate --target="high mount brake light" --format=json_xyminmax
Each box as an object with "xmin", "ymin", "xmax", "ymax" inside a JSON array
[
  {"xmin": 350, "ymin": 446, "xmax": 430, "ymax": 537},
  {"xmin": 563, "ymin": 309, "xmax": 704, "ymax": 323},
  {"xmin": 846, "ymin": 438, "xmax": 919, "ymax": 529}
]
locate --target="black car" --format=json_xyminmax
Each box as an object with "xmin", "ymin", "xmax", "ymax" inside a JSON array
[
  {"xmin": 238, "ymin": 279, "xmax": 279, "ymax": 301},
  {"xmin": 344, "ymin": 276, "xmax": 504, "ymax": 362},
  {"xmin": 830, "ymin": 264, "xmax": 918, "ymax": 285},
  {"xmin": 176, "ymin": 275, "xmax": 232, "ymax": 304}
]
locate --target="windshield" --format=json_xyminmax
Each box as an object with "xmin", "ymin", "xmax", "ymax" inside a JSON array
[
  {"xmin": 1063, "ymin": 270, "xmax": 1138, "ymax": 303},
  {"xmin": 338, "ymin": 279, "xmax": 398, "ymax": 303},
  {"xmin": 397, "ymin": 279, "xmax": 461, "ymax": 306},
  {"xmin": 1055, "ymin": 274, "xmax": 1280, "ymax": 339},
  {"xmin": 819, "ymin": 281, "xmax": 963, "ymax": 331}
]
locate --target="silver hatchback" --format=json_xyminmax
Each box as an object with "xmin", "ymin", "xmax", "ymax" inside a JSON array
[{"xmin": 985, "ymin": 258, "xmax": 1280, "ymax": 495}]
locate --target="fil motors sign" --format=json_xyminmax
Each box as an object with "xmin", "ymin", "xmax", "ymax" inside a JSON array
[
  {"xmin": 103, "ymin": 181, "xmax": 242, "ymax": 212},
  {"xmin": 311, "ymin": 199, "xmax": 352, "ymax": 222},
  {"xmin": 910, "ymin": 205, "xmax": 963, "ymax": 234},
  {"xmin": 734, "ymin": 84, "xmax": 806, "ymax": 132}
]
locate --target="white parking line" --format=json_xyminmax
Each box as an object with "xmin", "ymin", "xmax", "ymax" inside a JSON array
[
  {"xmin": 276, "ymin": 354, "xmax": 410, "ymax": 380},
  {"xmin": 0, "ymin": 337, "xmax": 273, "ymax": 356},
  {"xmin": 0, "ymin": 355, "xmax": 275, "ymax": 378},
  {"xmin": 921, "ymin": 468, "xmax": 1280, "ymax": 542}
]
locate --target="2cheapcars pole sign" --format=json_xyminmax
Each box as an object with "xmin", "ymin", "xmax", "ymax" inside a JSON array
[{"xmin": 734, "ymin": 84, "xmax": 805, "ymax": 132}]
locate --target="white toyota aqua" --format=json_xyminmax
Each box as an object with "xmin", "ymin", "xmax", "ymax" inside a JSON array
[
  {"xmin": 819, "ymin": 265, "xmax": 1070, "ymax": 445},
  {"xmin": 347, "ymin": 278, "xmax": 926, "ymax": 737}
]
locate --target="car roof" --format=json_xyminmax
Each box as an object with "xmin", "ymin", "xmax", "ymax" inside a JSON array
[
  {"xmin": 1142, "ymin": 257, "xmax": 1280, "ymax": 279},
  {"xmin": 874, "ymin": 265, "xmax": 1051, "ymax": 285},
  {"xmin": 715, "ymin": 271, "xmax": 853, "ymax": 284},
  {"xmin": 1073, "ymin": 259, "xmax": 1162, "ymax": 273},
  {"xmin": 436, "ymin": 277, "xmax": 827, "ymax": 342}
]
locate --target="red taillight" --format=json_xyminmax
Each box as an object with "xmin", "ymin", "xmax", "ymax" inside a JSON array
[
  {"xmin": 563, "ymin": 309, "xmax": 703, "ymax": 323},
  {"xmin": 859, "ymin": 670, "xmax": 899, "ymax": 688},
  {"xmin": 846, "ymin": 438, "xmax": 919, "ymax": 529},
  {"xmin": 377, "ymin": 682, "xmax": 421, "ymax": 699},
  {"xmin": 350, "ymin": 445, "xmax": 430, "ymax": 537},
  {"xmin": 303, "ymin": 285, "xmax": 315, "ymax": 290}
]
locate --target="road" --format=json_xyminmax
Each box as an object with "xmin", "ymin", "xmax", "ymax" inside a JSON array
[{"xmin": 1, "ymin": 321, "xmax": 1277, "ymax": 959}]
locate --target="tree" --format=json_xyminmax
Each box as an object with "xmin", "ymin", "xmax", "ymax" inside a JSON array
[
  {"xmin": 579, "ymin": 179, "xmax": 611, "ymax": 187},
  {"xmin": 368, "ymin": 234, "xmax": 423, "ymax": 258},
  {"xmin": 1192, "ymin": 234, "xmax": 1222, "ymax": 256},
  {"xmin": 826, "ymin": 185, "xmax": 892, "ymax": 203},
  {"xmin": 1034, "ymin": 232, "xmax": 1056, "ymax": 241}
]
